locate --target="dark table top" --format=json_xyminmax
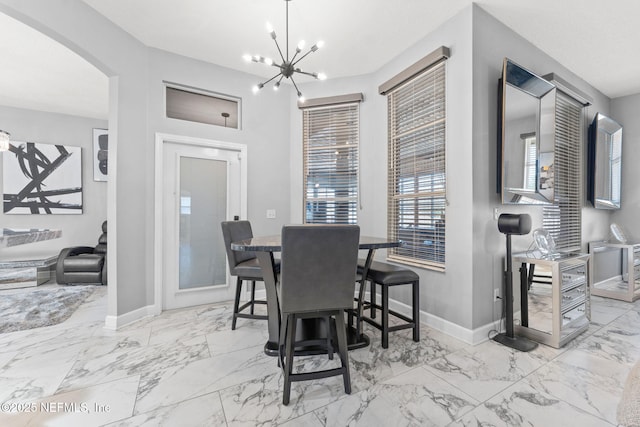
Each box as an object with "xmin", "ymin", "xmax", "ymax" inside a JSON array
[{"xmin": 232, "ymin": 235, "xmax": 400, "ymax": 252}]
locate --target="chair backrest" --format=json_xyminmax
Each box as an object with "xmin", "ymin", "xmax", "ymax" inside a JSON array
[
  {"xmin": 95, "ymin": 220, "xmax": 107, "ymax": 254},
  {"xmin": 279, "ymin": 224, "xmax": 360, "ymax": 314},
  {"xmin": 221, "ymin": 220, "xmax": 256, "ymax": 271}
]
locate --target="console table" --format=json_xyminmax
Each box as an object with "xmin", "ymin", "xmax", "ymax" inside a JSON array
[
  {"xmin": 513, "ymin": 251, "xmax": 590, "ymax": 348},
  {"xmin": 0, "ymin": 228, "xmax": 62, "ymax": 289}
]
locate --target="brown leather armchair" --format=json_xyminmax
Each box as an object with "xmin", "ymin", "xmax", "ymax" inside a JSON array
[{"xmin": 56, "ymin": 221, "xmax": 107, "ymax": 285}]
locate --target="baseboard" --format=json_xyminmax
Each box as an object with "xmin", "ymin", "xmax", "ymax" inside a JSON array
[
  {"xmin": 104, "ymin": 304, "xmax": 156, "ymax": 330},
  {"xmin": 103, "ymin": 289, "xmax": 499, "ymax": 345},
  {"xmin": 104, "ymin": 287, "xmax": 262, "ymax": 331},
  {"xmin": 372, "ymin": 291, "xmax": 503, "ymax": 346}
]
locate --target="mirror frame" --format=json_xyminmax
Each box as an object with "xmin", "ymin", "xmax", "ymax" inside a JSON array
[
  {"xmin": 498, "ymin": 58, "xmax": 557, "ymax": 204},
  {"xmin": 588, "ymin": 112, "xmax": 622, "ymax": 209}
]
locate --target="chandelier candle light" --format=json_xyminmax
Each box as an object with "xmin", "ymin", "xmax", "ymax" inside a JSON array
[{"xmin": 244, "ymin": 0, "xmax": 326, "ymax": 103}]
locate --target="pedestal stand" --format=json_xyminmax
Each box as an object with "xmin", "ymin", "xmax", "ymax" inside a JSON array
[{"xmin": 493, "ymin": 215, "xmax": 538, "ymax": 352}]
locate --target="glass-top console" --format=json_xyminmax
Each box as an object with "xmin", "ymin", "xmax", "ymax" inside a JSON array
[{"xmin": 0, "ymin": 228, "xmax": 62, "ymax": 248}]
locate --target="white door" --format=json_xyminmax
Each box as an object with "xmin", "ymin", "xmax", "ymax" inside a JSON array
[{"xmin": 161, "ymin": 136, "xmax": 246, "ymax": 310}]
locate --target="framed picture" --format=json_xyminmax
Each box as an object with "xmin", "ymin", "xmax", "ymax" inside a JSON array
[
  {"xmin": 3, "ymin": 141, "xmax": 82, "ymax": 214},
  {"xmin": 93, "ymin": 128, "xmax": 108, "ymax": 181}
]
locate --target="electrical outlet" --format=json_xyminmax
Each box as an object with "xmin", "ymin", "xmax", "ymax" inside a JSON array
[
  {"xmin": 494, "ymin": 288, "xmax": 501, "ymax": 301},
  {"xmin": 493, "ymin": 207, "xmax": 500, "ymax": 220},
  {"xmin": 266, "ymin": 209, "xmax": 276, "ymax": 219}
]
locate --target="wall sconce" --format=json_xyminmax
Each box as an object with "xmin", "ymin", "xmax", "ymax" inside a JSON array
[{"xmin": 0, "ymin": 130, "xmax": 10, "ymax": 151}]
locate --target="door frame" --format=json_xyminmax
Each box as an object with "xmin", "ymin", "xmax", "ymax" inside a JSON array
[{"xmin": 153, "ymin": 132, "xmax": 247, "ymax": 314}]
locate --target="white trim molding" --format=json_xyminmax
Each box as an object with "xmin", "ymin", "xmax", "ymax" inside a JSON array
[
  {"xmin": 104, "ymin": 304, "xmax": 158, "ymax": 330},
  {"xmin": 153, "ymin": 132, "xmax": 248, "ymax": 316}
]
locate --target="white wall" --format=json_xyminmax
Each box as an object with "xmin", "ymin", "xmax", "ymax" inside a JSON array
[
  {"xmin": 611, "ymin": 93, "xmax": 640, "ymax": 238},
  {"xmin": 0, "ymin": 105, "xmax": 108, "ymax": 259}
]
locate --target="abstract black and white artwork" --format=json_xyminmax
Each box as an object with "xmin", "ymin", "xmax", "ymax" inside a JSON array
[
  {"xmin": 3, "ymin": 141, "xmax": 82, "ymax": 214},
  {"xmin": 93, "ymin": 128, "xmax": 108, "ymax": 181}
]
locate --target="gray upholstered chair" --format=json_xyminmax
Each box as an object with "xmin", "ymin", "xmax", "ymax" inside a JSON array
[
  {"xmin": 56, "ymin": 220, "xmax": 107, "ymax": 285},
  {"xmin": 221, "ymin": 220, "xmax": 276, "ymax": 330},
  {"xmin": 357, "ymin": 260, "xmax": 420, "ymax": 348},
  {"xmin": 278, "ymin": 224, "xmax": 360, "ymax": 405}
]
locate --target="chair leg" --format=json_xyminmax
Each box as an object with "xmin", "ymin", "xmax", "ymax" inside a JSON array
[
  {"xmin": 355, "ymin": 278, "xmax": 367, "ymax": 338},
  {"xmin": 370, "ymin": 280, "xmax": 377, "ymax": 319},
  {"xmin": 412, "ymin": 280, "xmax": 420, "ymax": 342},
  {"xmin": 278, "ymin": 313, "xmax": 288, "ymax": 369},
  {"xmin": 232, "ymin": 277, "xmax": 243, "ymax": 330},
  {"xmin": 347, "ymin": 309, "xmax": 354, "ymax": 331},
  {"xmin": 324, "ymin": 316, "xmax": 334, "ymax": 360},
  {"xmin": 250, "ymin": 281, "xmax": 256, "ymax": 314},
  {"xmin": 382, "ymin": 284, "xmax": 389, "ymax": 349},
  {"xmin": 283, "ymin": 313, "xmax": 297, "ymax": 405},
  {"xmin": 334, "ymin": 310, "xmax": 351, "ymax": 394}
]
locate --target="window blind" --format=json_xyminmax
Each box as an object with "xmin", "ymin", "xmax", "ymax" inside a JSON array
[
  {"xmin": 386, "ymin": 61, "xmax": 446, "ymax": 270},
  {"xmin": 542, "ymin": 91, "xmax": 583, "ymax": 250},
  {"xmin": 303, "ymin": 103, "xmax": 359, "ymax": 224},
  {"xmin": 523, "ymin": 135, "xmax": 537, "ymax": 190},
  {"xmin": 611, "ymin": 136, "xmax": 622, "ymax": 203}
]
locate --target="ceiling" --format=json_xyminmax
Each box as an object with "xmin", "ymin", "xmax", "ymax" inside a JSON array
[{"xmin": 1, "ymin": 0, "xmax": 640, "ymax": 120}]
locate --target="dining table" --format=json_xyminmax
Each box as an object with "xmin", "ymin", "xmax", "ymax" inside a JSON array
[{"xmin": 231, "ymin": 234, "xmax": 401, "ymax": 356}]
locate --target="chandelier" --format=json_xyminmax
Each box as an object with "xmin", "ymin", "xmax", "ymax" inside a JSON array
[{"xmin": 244, "ymin": 0, "xmax": 326, "ymax": 103}]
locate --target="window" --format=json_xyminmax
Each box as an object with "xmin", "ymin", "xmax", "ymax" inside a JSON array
[
  {"xmin": 165, "ymin": 83, "xmax": 240, "ymax": 129},
  {"xmin": 301, "ymin": 94, "xmax": 362, "ymax": 224},
  {"xmin": 542, "ymin": 91, "xmax": 585, "ymax": 250},
  {"xmin": 522, "ymin": 134, "xmax": 537, "ymax": 191},
  {"xmin": 610, "ymin": 131, "xmax": 622, "ymax": 203},
  {"xmin": 382, "ymin": 48, "xmax": 448, "ymax": 270}
]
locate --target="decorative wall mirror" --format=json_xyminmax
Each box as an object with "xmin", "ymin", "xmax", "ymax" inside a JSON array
[
  {"xmin": 498, "ymin": 58, "xmax": 557, "ymax": 204},
  {"xmin": 588, "ymin": 113, "xmax": 622, "ymax": 209}
]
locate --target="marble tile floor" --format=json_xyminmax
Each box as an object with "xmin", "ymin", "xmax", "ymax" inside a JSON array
[{"xmin": 0, "ymin": 287, "xmax": 638, "ymax": 426}]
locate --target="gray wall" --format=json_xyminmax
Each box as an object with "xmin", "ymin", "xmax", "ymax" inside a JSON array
[
  {"xmin": 611, "ymin": 93, "xmax": 640, "ymax": 238},
  {"xmin": 293, "ymin": 4, "xmax": 617, "ymax": 335},
  {"xmin": 0, "ymin": 0, "xmax": 155, "ymax": 316},
  {"xmin": 471, "ymin": 5, "xmax": 612, "ymax": 330},
  {"xmin": 1, "ymin": 1, "xmax": 630, "ymax": 337},
  {"xmin": 291, "ymin": 7, "xmax": 476, "ymax": 331},
  {"xmin": 0, "ymin": 105, "xmax": 107, "ymax": 259},
  {"xmin": 0, "ymin": 0, "xmax": 291, "ymax": 317},
  {"xmin": 145, "ymin": 48, "xmax": 292, "ymax": 303},
  {"xmin": 147, "ymin": 48, "xmax": 292, "ymax": 237}
]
